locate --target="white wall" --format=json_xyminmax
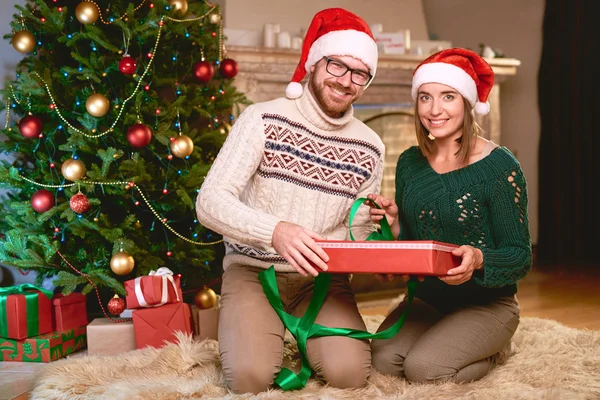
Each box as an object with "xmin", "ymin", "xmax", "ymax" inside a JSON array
[
  {"xmin": 222, "ymin": 0, "xmax": 429, "ymax": 40},
  {"xmin": 423, "ymin": 0, "xmax": 543, "ymax": 244}
]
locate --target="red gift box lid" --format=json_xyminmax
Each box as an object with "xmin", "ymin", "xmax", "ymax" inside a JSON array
[
  {"xmin": 313, "ymin": 239, "xmax": 461, "ymax": 275},
  {"xmin": 52, "ymin": 292, "xmax": 86, "ymax": 306}
]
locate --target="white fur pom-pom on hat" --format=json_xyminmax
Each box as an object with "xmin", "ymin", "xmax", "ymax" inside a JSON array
[
  {"xmin": 285, "ymin": 8, "xmax": 378, "ymax": 99},
  {"xmin": 285, "ymin": 82, "xmax": 304, "ymax": 100},
  {"xmin": 474, "ymin": 101, "xmax": 491, "ymax": 116},
  {"xmin": 411, "ymin": 48, "xmax": 494, "ymax": 115}
]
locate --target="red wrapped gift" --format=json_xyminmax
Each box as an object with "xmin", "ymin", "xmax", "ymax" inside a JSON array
[
  {"xmin": 0, "ymin": 325, "xmax": 86, "ymax": 363},
  {"xmin": 314, "ymin": 240, "xmax": 461, "ymax": 275},
  {"xmin": 52, "ymin": 293, "xmax": 88, "ymax": 331},
  {"xmin": 0, "ymin": 284, "xmax": 53, "ymax": 340},
  {"xmin": 132, "ymin": 302, "xmax": 192, "ymax": 349},
  {"xmin": 124, "ymin": 267, "xmax": 183, "ymax": 309}
]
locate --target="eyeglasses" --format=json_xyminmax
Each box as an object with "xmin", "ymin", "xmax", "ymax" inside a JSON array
[{"xmin": 323, "ymin": 57, "xmax": 373, "ymax": 86}]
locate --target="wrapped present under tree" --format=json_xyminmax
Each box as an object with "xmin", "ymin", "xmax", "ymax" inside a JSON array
[
  {"xmin": 0, "ymin": 326, "xmax": 86, "ymax": 363},
  {"xmin": 0, "ymin": 284, "xmax": 53, "ymax": 340}
]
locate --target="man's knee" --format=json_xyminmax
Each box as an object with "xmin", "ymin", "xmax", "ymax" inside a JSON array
[
  {"xmin": 321, "ymin": 361, "xmax": 371, "ymax": 389},
  {"xmin": 316, "ymin": 340, "xmax": 371, "ymax": 389},
  {"xmin": 223, "ymin": 359, "xmax": 277, "ymax": 394}
]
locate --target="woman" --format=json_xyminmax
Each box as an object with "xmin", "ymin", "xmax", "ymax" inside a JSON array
[{"xmin": 367, "ymin": 48, "xmax": 532, "ymax": 383}]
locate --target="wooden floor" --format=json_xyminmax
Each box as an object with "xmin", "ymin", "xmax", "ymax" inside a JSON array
[{"xmin": 357, "ymin": 264, "xmax": 600, "ymax": 330}]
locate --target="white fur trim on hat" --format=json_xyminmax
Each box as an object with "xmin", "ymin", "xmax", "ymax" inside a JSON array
[
  {"xmin": 304, "ymin": 30, "xmax": 378, "ymax": 76},
  {"xmin": 411, "ymin": 62, "xmax": 478, "ymax": 108},
  {"xmin": 286, "ymin": 82, "xmax": 303, "ymax": 99}
]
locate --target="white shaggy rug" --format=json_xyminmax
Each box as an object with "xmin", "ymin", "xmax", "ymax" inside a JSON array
[{"xmin": 31, "ymin": 315, "xmax": 600, "ymax": 400}]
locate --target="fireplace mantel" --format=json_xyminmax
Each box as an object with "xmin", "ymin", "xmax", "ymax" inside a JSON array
[{"xmin": 225, "ymin": 45, "xmax": 520, "ymax": 145}]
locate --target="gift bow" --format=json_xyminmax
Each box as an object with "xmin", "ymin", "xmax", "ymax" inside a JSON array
[
  {"xmin": 0, "ymin": 284, "xmax": 54, "ymax": 338},
  {"xmin": 134, "ymin": 267, "xmax": 180, "ymax": 308},
  {"xmin": 259, "ymin": 197, "xmax": 418, "ymax": 390}
]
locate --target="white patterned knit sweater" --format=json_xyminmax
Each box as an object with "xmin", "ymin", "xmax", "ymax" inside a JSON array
[{"xmin": 195, "ymin": 87, "xmax": 385, "ymax": 272}]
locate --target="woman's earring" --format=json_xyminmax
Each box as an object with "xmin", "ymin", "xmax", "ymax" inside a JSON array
[{"xmin": 427, "ymin": 133, "xmax": 435, "ymax": 141}]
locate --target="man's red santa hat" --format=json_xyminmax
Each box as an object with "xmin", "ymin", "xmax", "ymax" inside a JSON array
[
  {"xmin": 411, "ymin": 48, "xmax": 495, "ymax": 115},
  {"xmin": 285, "ymin": 8, "xmax": 378, "ymax": 99}
]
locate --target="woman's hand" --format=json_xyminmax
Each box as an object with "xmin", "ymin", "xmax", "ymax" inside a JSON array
[
  {"xmin": 366, "ymin": 193, "xmax": 400, "ymax": 238},
  {"xmin": 439, "ymin": 245, "xmax": 484, "ymax": 285}
]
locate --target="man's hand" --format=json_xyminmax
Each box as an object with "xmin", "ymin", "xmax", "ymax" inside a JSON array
[
  {"xmin": 439, "ymin": 245, "xmax": 484, "ymax": 285},
  {"xmin": 271, "ymin": 221, "xmax": 329, "ymax": 277}
]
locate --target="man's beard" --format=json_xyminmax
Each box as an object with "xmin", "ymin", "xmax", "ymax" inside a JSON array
[{"xmin": 309, "ymin": 76, "xmax": 358, "ymax": 118}]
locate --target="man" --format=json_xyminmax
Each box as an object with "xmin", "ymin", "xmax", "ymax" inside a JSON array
[{"xmin": 196, "ymin": 8, "xmax": 384, "ymax": 394}]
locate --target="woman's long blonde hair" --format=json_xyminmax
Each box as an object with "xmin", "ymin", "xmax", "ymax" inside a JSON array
[{"xmin": 414, "ymin": 97, "xmax": 484, "ymax": 165}]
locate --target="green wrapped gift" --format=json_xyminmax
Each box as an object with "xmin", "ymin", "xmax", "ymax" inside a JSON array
[{"xmin": 0, "ymin": 325, "xmax": 87, "ymax": 363}]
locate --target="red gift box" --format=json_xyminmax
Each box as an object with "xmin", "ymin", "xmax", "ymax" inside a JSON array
[
  {"xmin": 124, "ymin": 269, "xmax": 183, "ymax": 309},
  {"xmin": 1, "ymin": 288, "xmax": 53, "ymax": 340},
  {"xmin": 52, "ymin": 293, "xmax": 88, "ymax": 331},
  {"xmin": 314, "ymin": 240, "xmax": 461, "ymax": 275},
  {"xmin": 0, "ymin": 325, "xmax": 86, "ymax": 363},
  {"xmin": 132, "ymin": 302, "xmax": 192, "ymax": 349}
]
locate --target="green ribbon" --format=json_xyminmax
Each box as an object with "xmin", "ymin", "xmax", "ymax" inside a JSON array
[
  {"xmin": 259, "ymin": 197, "xmax": 417, "ymax": 390},
  {"xmin": 0, "ymin": 284, "xmax": 54, "ymax": 338},
  {"xmin": 349, "ymin": 197, "xmax": 394, "ymax": 241}
]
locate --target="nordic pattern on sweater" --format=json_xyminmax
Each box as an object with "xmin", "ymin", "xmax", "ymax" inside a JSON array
[
  {"xmin": 260, "ymin": 113, "xmax": 381, "ymax": 198},
  {"xmin": 395, "ymin": 146, "xmax": 532, "ymax": 303}
]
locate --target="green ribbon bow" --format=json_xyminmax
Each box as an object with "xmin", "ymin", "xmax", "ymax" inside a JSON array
[
  {"xmin": 259, "ymin": 197, "xmax": 417, "ymax": 390},
  {"xmin": 0, "ymin": 284, "xmax": 54, "ymax": 338}
]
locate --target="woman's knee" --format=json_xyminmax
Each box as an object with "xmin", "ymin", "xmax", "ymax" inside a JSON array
[
  {"xmin": 371, "ymin": 339, "xmax": 404, "ymax": 376},
  {"xmin": 403, "ymin": 351, "xmax": 453, "ymax": 383}
]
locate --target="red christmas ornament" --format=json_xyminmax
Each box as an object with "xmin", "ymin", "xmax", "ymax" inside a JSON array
[
  {"xmin": 193, "ymin": 60, "xmax": 214, "ymax": 83},
  {"xmin": 127, "ymin": 123, "xmax": 152, "ymax": 148},
  {"xmin": 31, "ymin": 189, "xmax": 55, "ymax": 213},
  {"xmin": 118, "ymin": 55, "xmax": 137, "ymax": 75},
  {"xmin": 219, "ymin": 58, "xmax": 238, "ymax": 79},
  {"xmin": 107, "ymin": 295, "xmax": 126, "ymax": 316},
  {"xmin": 70, "ymin": 193, "xmax": 90, "ymax": 214},
  {"xmin": 18, "ymin": 115, "xmax": 43, "ymax": 139}
]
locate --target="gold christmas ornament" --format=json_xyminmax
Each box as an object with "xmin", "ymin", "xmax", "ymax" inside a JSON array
[
  {"xmin": 86, "ymin": 93, "xmax": 110, "ymax": 117},
  {"xmin": 168, "ymin": 0, "xmax": 188, "ymax": 15},
  {"xmin": 194, "ymin": 287, "xmax": 217, "ymax": 309},
  {"xmin": 208, "ymin": 13, "xmax": 221, "ymax": 24},
  {"xmin": 12, "ymin": 30, "xmax": 36, "ymax": 54},
  {"xmin": 110, "ymin": 251, "xmax": 135, "ymax": 275},
  {"xmin": 75, "ymin": 1, "xmax": 100, "ymax": 24},
  {"xmin": 61, "ymin": 158, "xmax": 87, "ymax": 181},
  {"xmin": 170, "ymin": 135, "xmax": 194, "ymax": 158}
]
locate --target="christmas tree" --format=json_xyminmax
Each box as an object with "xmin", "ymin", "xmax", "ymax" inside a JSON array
[{"xmin": 0, "ymin": 0, "xmax": 247, "ymax": 298}]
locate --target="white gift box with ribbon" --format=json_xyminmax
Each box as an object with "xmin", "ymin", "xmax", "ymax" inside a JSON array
[{"xmin": 124, "ymin": 267, "xmax": 183, "ymax": 309}]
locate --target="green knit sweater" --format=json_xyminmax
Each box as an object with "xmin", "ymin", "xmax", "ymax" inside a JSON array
[{"xmin": 395, "ymin": 146, "xmax": 533, "ymax": 305}]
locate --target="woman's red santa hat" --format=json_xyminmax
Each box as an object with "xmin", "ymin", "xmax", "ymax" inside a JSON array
[
  {"xmin": 411, "ymin": 48, "xmax": 495, "ymax": 115},
  {"xmin": 286, "ymin": 8, "xmax": 378, "ymax": 99}
]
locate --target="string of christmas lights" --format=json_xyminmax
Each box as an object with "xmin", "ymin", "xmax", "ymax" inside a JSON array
[{"xmin": 19, "ymin": 174, "xmax": 223, "ymax": 246}]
